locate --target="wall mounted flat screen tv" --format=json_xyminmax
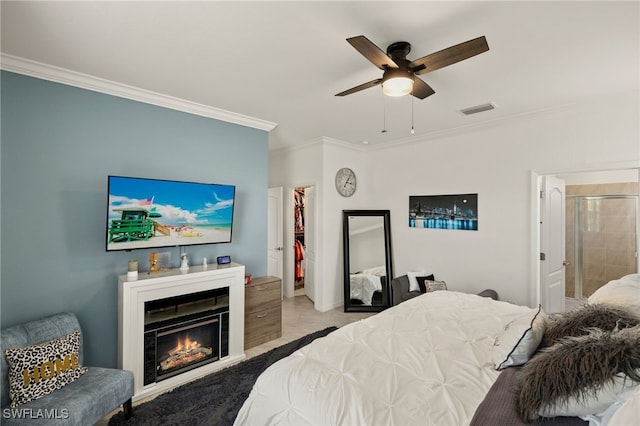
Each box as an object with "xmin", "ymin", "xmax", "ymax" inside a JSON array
[{"xmin": 106, "ymin": 176, "xmax": 235, "ymax": 251}]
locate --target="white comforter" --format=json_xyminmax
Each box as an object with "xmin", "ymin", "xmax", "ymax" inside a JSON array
[
  {"xmin": 234, "ymin": 291, "xmax": 532, "ymax": 426},
  {"xmin": 349, "ymin": 273, "xmax": 382, "ymax": 305}
]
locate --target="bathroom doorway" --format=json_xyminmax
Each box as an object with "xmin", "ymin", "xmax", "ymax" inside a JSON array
[
  {"xmin": 560, "ymin": 171, "xmax": 639, "ymax": 303},
  {"xmin": 535, "ymin": 168, "xmax": 639, "ymax": 311}
]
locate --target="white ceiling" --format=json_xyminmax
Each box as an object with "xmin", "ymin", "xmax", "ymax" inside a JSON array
[{"xmin": 1, "ymin": 1, "xmax": 638, "ymax": 151}]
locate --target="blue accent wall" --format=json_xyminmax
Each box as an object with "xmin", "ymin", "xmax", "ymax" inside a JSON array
[{"xmin": 1, "ymin": 71, "xmax": 268, "ymax": 367}]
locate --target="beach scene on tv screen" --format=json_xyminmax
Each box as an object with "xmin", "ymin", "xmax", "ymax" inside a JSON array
[{"xmin": 107, "ymin": 177, "xmax": 234, "ymax": 251}]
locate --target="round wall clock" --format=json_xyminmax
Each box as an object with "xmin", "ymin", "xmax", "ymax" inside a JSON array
[{"xmin": 335, "ymin": 167, "xmax": 357, "ymax": 197}]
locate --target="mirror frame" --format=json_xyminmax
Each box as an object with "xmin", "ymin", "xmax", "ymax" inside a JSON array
[{"xmin": 342, "ymin": 209, "xmax": 393, "ymax": 312}]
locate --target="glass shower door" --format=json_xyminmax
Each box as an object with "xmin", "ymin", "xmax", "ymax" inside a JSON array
[{"xmin": 567, "ymin": 196, "xmax": 638, "ymax": 299}]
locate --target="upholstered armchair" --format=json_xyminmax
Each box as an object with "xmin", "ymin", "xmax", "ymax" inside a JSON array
[{"xmin": 1, "ymin": 312, "xmax": 134, "ymax": 425}]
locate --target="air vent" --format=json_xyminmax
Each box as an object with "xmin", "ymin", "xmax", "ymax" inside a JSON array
[{"xmin": 459, "ymin": 102, "xmax": 496, "ymax": 116}]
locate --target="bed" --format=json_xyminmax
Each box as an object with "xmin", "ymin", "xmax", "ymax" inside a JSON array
[
  {"xmin": 235, "ymin": 276, "xmax": 640, "ymax": 426},
  {"xmin": 349, "ymin": 265, "xmax": 388, "ymax": 306},
  {"xmin": 349, "ymin": 273, "xmax": 381, "ymax": 305}
]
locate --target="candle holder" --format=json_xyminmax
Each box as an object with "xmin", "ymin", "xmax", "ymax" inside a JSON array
[{"xmin": 127, "ymin": 260, "xmax": 138, "ymax": 280}]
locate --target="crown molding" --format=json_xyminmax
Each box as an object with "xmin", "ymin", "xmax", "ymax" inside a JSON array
[
  {"xmin": 0, "ymin": 54, "xmax": 278, "ymax": 132},
  {"xmin": 321, "ymin": 136, "xmax": 367, "ymax": 152},
  {"xmin": 269, "ymin": 137, "xmax": 324, "ymax": 155},
  {"xmin": 270, "ymin": 136, "xmax": 367, "ymax": 155}
]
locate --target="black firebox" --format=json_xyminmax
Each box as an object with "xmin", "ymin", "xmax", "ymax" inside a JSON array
[{"xmin": 143, "ymin": 287, "xmax": 229, "ymax": 386}]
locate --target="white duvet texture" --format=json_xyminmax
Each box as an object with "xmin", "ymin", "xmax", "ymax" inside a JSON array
[
  {"xmin": 234, "ymin": 291, "xmax": 531, "ymax": 426},
  {"xmin": 349, "ymin": 274, "xmax": 382, "ymax": 305}
]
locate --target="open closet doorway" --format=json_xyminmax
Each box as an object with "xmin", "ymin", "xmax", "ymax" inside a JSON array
[
  {"xmin": 294, "ymin": 188, "xmax": 306, "ymax": 296},
  {"xmin": 292, "ymin": 186, "xmax": 316, "ymax": 303},
  {"xmin": 535, "ymin": 168, "xmax": 639, "ymax": 312}
]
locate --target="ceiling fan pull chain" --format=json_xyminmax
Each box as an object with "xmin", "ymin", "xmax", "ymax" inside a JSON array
[
  {"xmin": 381, "ymin": 91, "xmax": 387, "ymax": 133},
  {"xmin": 411, "ymin": 91, "xmax": 415, "ymax": 135}
]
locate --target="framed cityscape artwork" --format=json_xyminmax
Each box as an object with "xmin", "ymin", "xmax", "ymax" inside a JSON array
[{"xmin": 408, "ymin": 193, "xmax": 478, "ymax": 231}]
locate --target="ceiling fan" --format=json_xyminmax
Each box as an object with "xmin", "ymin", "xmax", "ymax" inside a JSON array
[{"xmin": 335, "ymin": 35, "xmax": 489, "ymax": 99}]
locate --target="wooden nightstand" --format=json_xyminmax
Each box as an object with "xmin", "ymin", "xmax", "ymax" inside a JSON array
[{"xmin": 244, "ymin": 276, "xmax": 282, "ymax": 350}]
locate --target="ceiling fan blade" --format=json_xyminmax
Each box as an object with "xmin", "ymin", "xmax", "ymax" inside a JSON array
[
  {"xmin": 410, "ymin": 36, "xmax": 489, "ymax": 75},
  {"xmin": 411, "ymin": 77, "xmax": 436, "ymax": 99},
  {"xmin": 347, "ymin": 35, "xmax": 399, "ymax": 70},
  {"xmin": 335, "ymin": 79, "xmax": 383, "ymax": 96}
]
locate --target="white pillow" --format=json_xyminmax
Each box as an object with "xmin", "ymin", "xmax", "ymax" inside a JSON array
[
  {"xmin": 539, "ymin": 374, "xmax": 639, "ymax": 418},
  {"xmin": 588, "ymin": 274, "xmax": 640, "ymax": 315},
  {"xmin": 607, "ymin": 384, "xmax": 640, "ymax": 426},
  {"xmin": 493, "ymin": 305, "xmax": 546, "ymax": 370},
  {"xmin": 407, "ymin": 270, "xmax": 428, "ymax": 292}
]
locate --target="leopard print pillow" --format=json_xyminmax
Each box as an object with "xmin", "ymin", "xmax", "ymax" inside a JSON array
[
  {"xmin": 4, "ymin": 330, "xmax": 88, "ymax": 407},
  {"xmin": 425, "ymin": 280, "xmax": 447, "ymax": 292}
]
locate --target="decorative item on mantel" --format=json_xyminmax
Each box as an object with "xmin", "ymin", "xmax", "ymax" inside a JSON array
[
  {"xmin": 180, "ymin": 253, "xmax": 189, "ymax": 271},
  {"xmin": 149, "ymin": 252, "xmax": 159, "ymax": 272},
  {"xmin": 127, "ymin": 260, "xmax": 138, "ymax": 280}
]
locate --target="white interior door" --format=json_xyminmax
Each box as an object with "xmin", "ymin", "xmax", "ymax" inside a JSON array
[
  {"xmin": 540, "ymin": 176, "xmax": 566, "ymax": 313},
  {"xmin": 267, "ymin": 187, "xmax": 283, "ymax": 280},
  {"xmin": 304, "ymin": 186, "xmax": 316, "ymax": 303}
]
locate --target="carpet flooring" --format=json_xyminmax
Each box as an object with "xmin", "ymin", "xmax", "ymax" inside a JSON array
[{"xmin": 109, "ymin": 326, "xmax": 337, "ymax": 426}]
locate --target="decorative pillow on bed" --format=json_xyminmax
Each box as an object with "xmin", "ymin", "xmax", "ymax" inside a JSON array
[
  {"xmin": 425, "ymin": 280, "xmax": 447, "ymax": 293},
  {"xmin": 516, "ymin": 325, "xmax": 640, "ymax": 421},
  {"xmin": 407, "ymin": 270, "xmax": 430, "ymax": 292},
  {"xmin": 607, "ymin": 383, "xmax": 640, "ymax": 425},
  {"xmin": 588, "ymin": 274, "xmax": 640, "ymax": 315},
  {"xmin": 4, "ymin": 330, "xmax": 88, "ymax": 408},
  {"xmin": 493, "ymin": 305, "xmax": 546, "ymax": 370},
  {"xmin": 471, "ymin": 367, "xmax": 588, "ymax": 426},
  {"xmin": 541, "ymin": 303, "xmax": 640, "ymax": 348},
  {"xmin": 415, "ymin": 274, "xmax": 435, "ymax": 293}
]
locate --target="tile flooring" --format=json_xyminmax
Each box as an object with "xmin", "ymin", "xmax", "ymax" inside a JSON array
[{"xmin": 98, "ymin": 293, "xmax": 374, "ymax": 424}]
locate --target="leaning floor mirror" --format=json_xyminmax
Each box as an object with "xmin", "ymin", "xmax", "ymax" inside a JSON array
[{"xmin": 343, "ymin": 210, "xmax": 393, "ymax": 312}]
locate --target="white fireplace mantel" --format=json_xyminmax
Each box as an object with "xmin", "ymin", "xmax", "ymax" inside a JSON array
[{"xmin": 118, "ymin": 263, "xmax": 245, "ymax": 401}]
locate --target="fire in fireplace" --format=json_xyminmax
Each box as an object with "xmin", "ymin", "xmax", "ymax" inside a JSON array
[
  {"xmin": 157, "ymin": 318, "xmax": 216, "ymax": 376},
  {"xmin": 143, "ymin": 288, "xmax": 229, "ymax": 385},
  {"xmin": 161, "ymin": 333, "xmax": 212, "ymax": 372}
]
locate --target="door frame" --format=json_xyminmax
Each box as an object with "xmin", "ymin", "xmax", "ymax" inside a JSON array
[
  {"xmin": 285, "ymin": 183, "xmax": 318, "ymax": 308},
  {"xmin": 539, "ymin": 175, "xmax": 566, "ymax": 313},
  {"xmin": 530, "ymin": 164, "xmax": 640, "ymax": 307},
  {"xmin": 267, "ymin": 186, "xmax": 283, "ymax": 280}
]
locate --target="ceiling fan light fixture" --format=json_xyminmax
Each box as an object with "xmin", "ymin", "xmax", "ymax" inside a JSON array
[{"xmin": 382, "ymin": 76, "xmax": 414, "ymax": 97}]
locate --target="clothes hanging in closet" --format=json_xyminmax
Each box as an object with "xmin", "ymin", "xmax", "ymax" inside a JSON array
[
  {"xmin": 295, "ymin": 238, "xmax": 305, "ymax": 281},
  {"xmin": 294, "ymin": 189, "xmax": 305, "ymax": 232}
]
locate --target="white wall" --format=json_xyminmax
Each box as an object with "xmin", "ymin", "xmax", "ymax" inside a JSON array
[
  {"xmin": 269, "ymin": 142, "xmax": 323, "ymax": 301},
  {"xmin": 320, "ymin": 141, "xmax": 368, "ymax": 310},
  {"xmin": 269, "ymin": 138, "xmax": 368, "ymax": 311},
  {"xmin": 271, "ymin": 90, "xmax": 639, "ymax": 309},
  {"xmin": 368, "ymin": 90, "xmax": 639, "ymax": 306}
]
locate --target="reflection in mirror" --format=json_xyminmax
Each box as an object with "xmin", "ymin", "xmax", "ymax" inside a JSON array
[{"xmin": 343, "ymin": 210, "xmax": 393, "ymax": 312}]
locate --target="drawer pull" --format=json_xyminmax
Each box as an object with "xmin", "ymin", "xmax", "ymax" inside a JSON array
[
  {"xmin": 256, "ymin": 313, "xmax": 268, "ymax": 319},
  {"xmin": 256, "ymin": 285, "xmax": 267, "ymax": 291}
]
